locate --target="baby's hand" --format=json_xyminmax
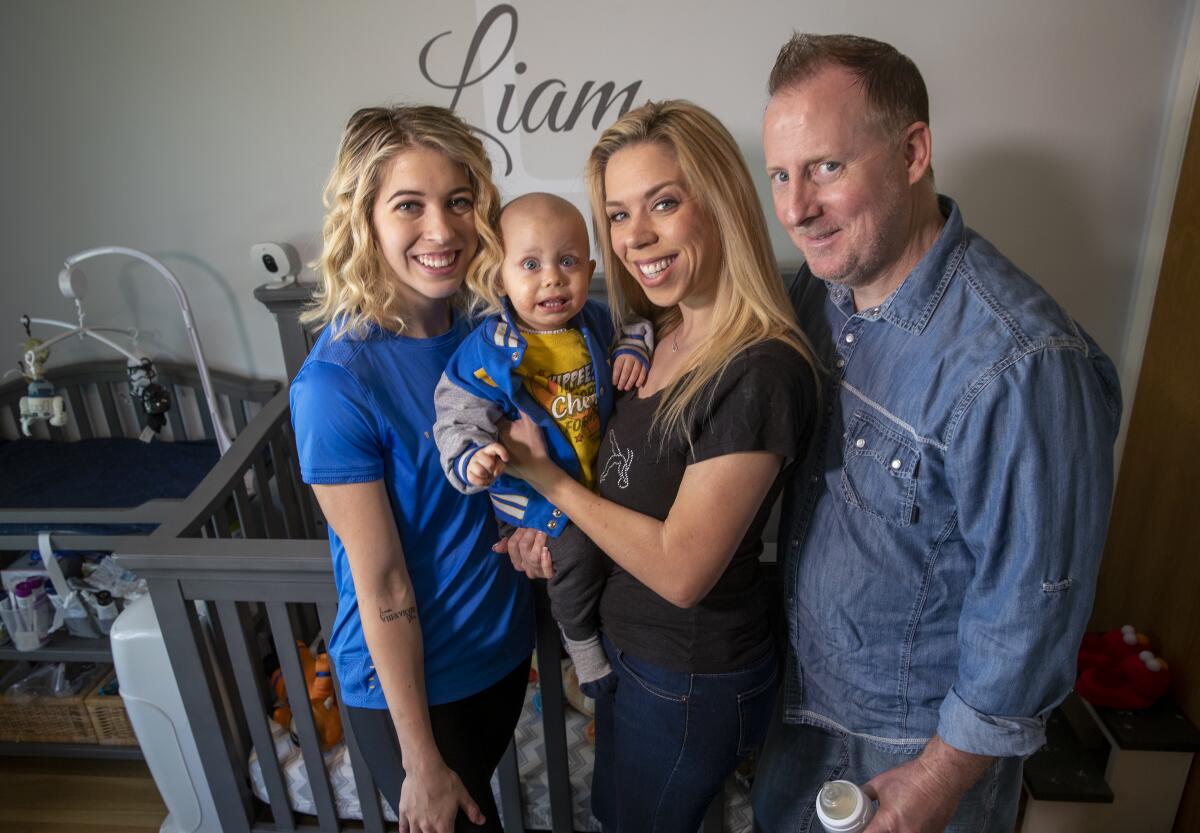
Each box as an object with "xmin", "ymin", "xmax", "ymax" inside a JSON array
[
  {"xmin": 467, "ymin": 442, "xmax": 509, "ymax": 487},
  {"xmin": 612, "ymin": 354, "xmax": 648, "ymax": 391}
]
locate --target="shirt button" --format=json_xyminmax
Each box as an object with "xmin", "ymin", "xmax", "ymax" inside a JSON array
[
  {"xmin": 855, "ymin": 438, "xmax": 866, "ymax": 448},
  {"xmin": 791, "ymin": 538, "xmax": 800, "ymax": 548},
  {"xmin": 845, "ymin": 333, "xmax": 856, "ymax": 344},
  {"xmin": 835, "ymin": 359, "xmax": 845, "ymax": 369},
  {"xmin": 891, "ymin": 458, "xmax": 902, "ymax": 470},
  {"xmin": 547, "ymin": 520, "xmax": 558, "ymax": 530},
  {"xmin": 552, "ymin": 509, "xmax": 562, "ymax": 517},
  {"xmin": 809, "ymin": 475, "xmax": 819, "ymax": 484}
]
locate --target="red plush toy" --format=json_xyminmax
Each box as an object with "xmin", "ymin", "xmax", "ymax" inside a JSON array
[{"xmin": 1076, "ymin": 625, "xmax": 1172, "ymax": 710}]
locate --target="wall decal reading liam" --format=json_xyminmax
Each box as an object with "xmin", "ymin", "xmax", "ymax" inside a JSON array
[{"xmin": 419, "ymin": 4, "xmax": 643, "ymax": 175}]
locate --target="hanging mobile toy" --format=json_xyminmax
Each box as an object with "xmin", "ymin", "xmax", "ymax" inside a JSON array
[
  {"xmin": 19, "ymin": 315, "xmax": 49, "ymax": 381},
  {"xmin": 17, "ymin": 315, "xmax": 67, "ymax": 437},
  {"xmin": 126, "ymin": 357, "xmax": 172, "ymax": 434},
  {"xmin": 17, "ymin": 246, "xmax": 232, "ymax": 452}
]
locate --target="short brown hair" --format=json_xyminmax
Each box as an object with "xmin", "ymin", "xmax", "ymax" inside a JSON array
[{"xmin": 768, "ymin": 34, "xmax": 929, "ymax": 133}]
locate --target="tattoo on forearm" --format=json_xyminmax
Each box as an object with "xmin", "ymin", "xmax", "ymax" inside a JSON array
[{"xmin": 379, "ymin": 605, "xmax": 417, "ymax": 625}]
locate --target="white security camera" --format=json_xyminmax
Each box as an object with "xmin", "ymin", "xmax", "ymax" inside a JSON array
[{"xmin": 251, "ymin": 242, "xmax": 301, "ymax": 289}]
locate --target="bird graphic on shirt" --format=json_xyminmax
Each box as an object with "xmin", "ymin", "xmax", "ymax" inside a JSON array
[{"xmin": 599, "ymin": 430, "xmax": 633, "ymax": 489}]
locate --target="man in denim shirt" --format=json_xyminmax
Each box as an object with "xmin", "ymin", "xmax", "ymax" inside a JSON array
[{"xmin": 752, "ymin": 34, "xmax": 1122, "ymax": 832}]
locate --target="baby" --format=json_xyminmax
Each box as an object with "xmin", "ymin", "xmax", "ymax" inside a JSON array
[{"xmin": 433, "ymin": 193, "xmax": 651, "ymax": 690}]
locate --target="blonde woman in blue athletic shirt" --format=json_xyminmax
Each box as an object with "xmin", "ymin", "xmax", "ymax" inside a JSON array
[{"xmin": 291, "ymin": 105, "xmax": 533, "ymax": 833}]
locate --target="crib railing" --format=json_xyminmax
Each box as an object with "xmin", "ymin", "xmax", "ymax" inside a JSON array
[
  {"xmin": 115, "ymin": 385, "xmax": 619, "ymax": 833},
  {"xmin": 0, "ymin": 360, "xmax": 278, "ymax": 443},
  {"xmin": 117, "ymin": 537, "xmax": 597, "ymax": 833},
  {"xmin": 151, "ymin": 386, "xmax": 321, "ymax": 542}
]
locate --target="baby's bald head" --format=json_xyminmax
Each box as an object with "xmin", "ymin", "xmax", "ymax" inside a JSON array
[
  {"xmin": 499, "ymin": 192, "xmax": 590, "ymax": 249},
  {"xmin": 493, "ymin": 192, "xmax": 595, "ymax": 330}
]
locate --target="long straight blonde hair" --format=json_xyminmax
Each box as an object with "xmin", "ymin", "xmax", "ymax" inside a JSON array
[
  {"xmin": 303, "ymin": 105, "xmax": 502, "ymax": 338},
  {"xmin": 585, "ymin": 100, "xmax": 818, "ymax": 443}
]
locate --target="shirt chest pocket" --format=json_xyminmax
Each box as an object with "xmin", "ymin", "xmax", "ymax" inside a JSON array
[{"xmin": 840, "ymin": 410, "xmax": 920, "ymax": 527}]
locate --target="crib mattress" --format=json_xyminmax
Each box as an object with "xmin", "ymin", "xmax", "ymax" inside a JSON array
[{"xmin": 0, "ymin": 437, "xmax": 218, "ymax": 509}]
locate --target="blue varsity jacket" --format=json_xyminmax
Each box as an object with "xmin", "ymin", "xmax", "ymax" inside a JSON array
[{"xmin": 432, "ymin": 300, "xmax": 651, "ymax": 535}]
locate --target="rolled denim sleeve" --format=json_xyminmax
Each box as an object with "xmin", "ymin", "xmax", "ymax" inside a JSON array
[{"xmin": 941, "ymin": 345, "xmax": 1120, "ymax": 757}]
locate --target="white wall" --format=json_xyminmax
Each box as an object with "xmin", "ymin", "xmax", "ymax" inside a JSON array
[{"xmin": 1, "ymin": 0, "xmax": 1189, "ymax": 384}]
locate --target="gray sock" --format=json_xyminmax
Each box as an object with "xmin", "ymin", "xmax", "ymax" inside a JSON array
[{"xmin": 563, "ymin": 631, "xmax": 612, "ymax": 684}]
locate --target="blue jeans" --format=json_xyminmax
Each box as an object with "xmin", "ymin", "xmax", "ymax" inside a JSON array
[
  {"xmin": 750, "ymin": 712, "xmax": 1024, "ymax": 833},
  {"xmin": 591, "ymin": 634, "xmax": 779, "ymax": 833}
]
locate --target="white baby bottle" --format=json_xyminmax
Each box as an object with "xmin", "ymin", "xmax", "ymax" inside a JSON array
[{"xmin": 815, "ymin": 780, "xmax": 875, "ymax": 833}]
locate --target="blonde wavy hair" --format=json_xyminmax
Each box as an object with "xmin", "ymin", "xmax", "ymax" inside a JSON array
[
  {"xmin": 302, "ymin": 105, "xmax": 503, "ymax": 337},
  {"xmin": 464, "ymin": 201, "xmax": 508, "ymax": 317},
  {"xmin": 585, "ymin": 99, "xmax": 818, "ymax": 444}
]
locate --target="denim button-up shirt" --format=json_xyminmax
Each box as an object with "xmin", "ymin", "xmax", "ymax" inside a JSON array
[{"xmin": 781, "ymin": 196, "xmax": 1122, "ymax": 757}]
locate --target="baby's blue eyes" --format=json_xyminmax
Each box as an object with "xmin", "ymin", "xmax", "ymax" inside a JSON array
[{"xmin": 519, "ymin": 255, "xmax": 580, "ymax": 270}]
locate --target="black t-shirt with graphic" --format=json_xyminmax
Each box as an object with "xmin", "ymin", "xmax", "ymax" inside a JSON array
[{"xmin": 596, "ymin": 339, "xmax": 816, "ymax": 673}]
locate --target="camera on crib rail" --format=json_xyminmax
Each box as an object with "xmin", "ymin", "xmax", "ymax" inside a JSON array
[
  {"xmin": 251, "ymin": 242, "xmax": 301, "ymax": 290},
  {"xmin": 127, "ymin": 357, "xmax": 171, "ymax": 434}
]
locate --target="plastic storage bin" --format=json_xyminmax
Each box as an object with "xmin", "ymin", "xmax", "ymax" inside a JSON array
[{"xmin": 110, "ymin": 595, "xmax": 222, "ymax": 833}]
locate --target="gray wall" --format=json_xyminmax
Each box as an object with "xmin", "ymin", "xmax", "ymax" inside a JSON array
[{"xmin": 1, "ymin": 0, "xmax": 1188, "ymax": 382}]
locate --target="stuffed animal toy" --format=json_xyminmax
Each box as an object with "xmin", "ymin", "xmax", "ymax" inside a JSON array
[
  {"xmin": 309, "ymin": 652, "xmax": 343, "ymax": 749},
  {"xmin": 1076, "ymin": 625, "xmax": 1173, "ymax": 710},
  {"xmin": 269, "ymin": 641, "xmax": 342, "ymax": 749}
]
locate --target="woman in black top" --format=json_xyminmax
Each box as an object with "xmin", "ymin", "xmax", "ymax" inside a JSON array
[{"xmin": 502, "ymin": 100, "xmax": 818, "ymax": 832}]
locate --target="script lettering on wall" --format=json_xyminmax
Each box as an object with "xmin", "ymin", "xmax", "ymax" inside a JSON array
[{"xmin": 418, "ymin": 3, "xmax": 644, "ymax": 175}]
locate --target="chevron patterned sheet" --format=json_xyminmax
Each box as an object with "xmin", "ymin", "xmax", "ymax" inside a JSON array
[{"xmin": 248, "ymin": 680, "xmax": 755, "ymax": 831}]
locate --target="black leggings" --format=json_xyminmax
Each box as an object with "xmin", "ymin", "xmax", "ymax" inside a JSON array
[{"xmin": 346, "ymin": 655, "xmax": 531, "ymax": 832}]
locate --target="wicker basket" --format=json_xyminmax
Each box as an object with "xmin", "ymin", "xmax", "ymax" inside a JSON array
[
  {"xmin": 0, "ymin": 662, "xmax": 104, "ymax": 744},
  {"xmin": 84, "ymin": 670, "xmax": 137, "ymax": 746}
]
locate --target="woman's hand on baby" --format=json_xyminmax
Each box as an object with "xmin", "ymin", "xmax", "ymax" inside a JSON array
[
  {"xmin": 498, "ymin": 411, "xmax": 552, "ymax": 482},
  {"xmin": 466, "ymin": 442, "xmax": 508, "ymax": 487},
  {"xmin": 612, "ymin": 354, "xmax": 648, "ymax": 391},
  {"xmin": 493, "ymin": 527, "xmax": 554, "ymax": 579}
]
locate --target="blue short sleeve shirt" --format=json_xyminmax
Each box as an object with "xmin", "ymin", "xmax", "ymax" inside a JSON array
[{"xmin": 290, "ymin": 318, "xmax": 533, "ymax": 708}]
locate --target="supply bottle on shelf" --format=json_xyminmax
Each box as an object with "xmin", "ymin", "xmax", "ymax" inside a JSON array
[
  {"xmin": 816, "ymin": 780, "xmax": 875, "ymax": 833},
  {"xmin": 93, "ymin": 591, "xmax": 119, "ymax": 635},
  {"xmin": 13, "ymin": 581, "xmax": 35, "ymax": 610}
]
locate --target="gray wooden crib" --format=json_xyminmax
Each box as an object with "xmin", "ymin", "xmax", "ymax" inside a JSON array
[{"xmin": 15, "ymin": 283, "xmax": 738, "ymax": 832}]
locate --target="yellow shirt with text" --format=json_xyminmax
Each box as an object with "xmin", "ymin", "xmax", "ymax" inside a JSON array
[{"xmin": 516, "ymin": 329, "xmax": 600, "ymax": 489}]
